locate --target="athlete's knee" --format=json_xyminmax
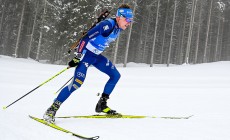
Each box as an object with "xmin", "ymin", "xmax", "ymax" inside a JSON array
[
  {"xmin": 68, "ymin": 78, "xmax": 84, "ymax": 92},
  {"xmin": 111, "ymin": 70, "xmax": 121, "ymax": 83},
  {"xmin": 74, "ymin": 78, "xmax": 84, "ymax": 88}
]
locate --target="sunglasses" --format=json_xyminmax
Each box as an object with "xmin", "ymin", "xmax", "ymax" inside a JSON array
[
  {"xmin": 125, "ymin": 18, "xmax": 133, "ymax": 23},
  {"xmin": 119, "ymin": 12, "xmax": 133, "ymax": 23}
]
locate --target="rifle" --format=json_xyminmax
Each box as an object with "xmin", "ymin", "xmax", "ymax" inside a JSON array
[{"xmin": 68, "ymin": 0, "xmax": 122, "ymax": 54}]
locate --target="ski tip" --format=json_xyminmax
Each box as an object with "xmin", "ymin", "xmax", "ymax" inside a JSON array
[
  {"xmin": 91, "ymin": 136, "xmax": 100, "ymax": 140},
  {"xmin": 2, "ymin": 106, "xmax": 6, "ymax": 110}
]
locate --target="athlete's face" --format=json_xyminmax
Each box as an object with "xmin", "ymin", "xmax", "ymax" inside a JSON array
[{"xmin": 116, "ymin": 16, "xmax": 132, "ymax": 30}]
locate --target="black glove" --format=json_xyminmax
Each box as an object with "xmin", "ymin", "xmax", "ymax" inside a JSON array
[
  {"xmin": 68, "ymin": 57, "xmax": 80, "ymax": 67},
  {"xmin": 67, "ymin": 49, "xmax": 72, "ymax": 54}
]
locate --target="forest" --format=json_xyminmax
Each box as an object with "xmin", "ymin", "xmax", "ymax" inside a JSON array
[{"xmin": 0, "ymin": 0, "xmax": 229, "ymax": 66}]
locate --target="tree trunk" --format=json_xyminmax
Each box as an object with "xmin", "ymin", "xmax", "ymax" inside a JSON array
[
  {"xmin": 203, "ymin": 0, "xmax": 213, "ymax": 63},
  {"xmin": 0, "ymin": 0, "xmax": 6, "ymax": 54},
  {"xmin": 123, "ymin": 0, "xmax": 137, "ymax": 67},
  {"xmin": 0, "ymin": 0, "xmax": 5, "ymax": 39},
  {"xmin": 160, "ymin": 0, "xmax": 169, "ymax": 64},
  {"xmin": 167, "ymin": 0, "xmax": 177, "ymax": 67},
  {"xmin": 194, "ymin": 1, "xmax": 202, "ymax": 64},
  {"xmin": 150, "ymin": 0, "xmax": 160, "ymax": 67},
  {"xmin": 178, "ymin": 2, "xmax": 188, "ymax": 65},
  {"xmin": 185, "ymin": 0, "xmax": 197, "ymax": 64},
  {"xmin": 36, "ymin": 0, "xmax": 46, "ymax": 61},
  {"xmin": 142, "ymin": 9, "xmax": 151, "ymax": 63},
  {"xmin": 112, "ymin": 0, "xmax": 125, "ymax": 64},
  {"xmin": 28, "ymin": 0, "xmax": 39, "ymax": 58},
  {"xmin": 218, "ymin": 18, "xmax": 225, "ymax": 61},
  {"xmin": 137, "ymin": 21, "xmax": 144, "ymax": 63},
  {"xmin": 113, "ymin": 36, "xmax": 119, "ymax": 64},
  {"xmin": 15, "ymin": 0, "xmax": 26, "ymax": 58},
  {"xmin": 214, "ymin": 13, "xmax": 222, "ymax": 61}
]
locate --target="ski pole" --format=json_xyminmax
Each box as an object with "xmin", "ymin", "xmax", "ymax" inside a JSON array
[
  {"xmin": 54, "ymin": 76, "xmax": 73, "ymax": 94},
  {"xmin": 3, "ymin": 67, "xmax": 69, "ymax": 110}
]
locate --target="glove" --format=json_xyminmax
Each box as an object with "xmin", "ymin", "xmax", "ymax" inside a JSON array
[
  {"xmin": 68, "ymin": 53, "xmax": 82, "ymax": 67},
  {"xmin": 67, "ymin": 49, "xmax": 72, "ymax": 54},
  {"xmin": 68, "ymin": 57, "xmax": 80, "ymax": 67}
]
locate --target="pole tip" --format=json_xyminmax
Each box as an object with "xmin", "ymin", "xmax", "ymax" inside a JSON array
[{"xmin": 3, "ymin": 106, "xmax": 6, "ymax": 110}]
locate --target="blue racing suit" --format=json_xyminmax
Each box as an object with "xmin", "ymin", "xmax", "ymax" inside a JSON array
[{"xmin": 56, "ymin": 18, "xmax": 122, "ymax": 103}]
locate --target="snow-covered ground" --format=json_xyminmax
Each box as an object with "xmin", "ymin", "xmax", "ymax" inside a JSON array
[{"xmin": 1, "ymin": 55, "xmax": 230, "ymax": 140}]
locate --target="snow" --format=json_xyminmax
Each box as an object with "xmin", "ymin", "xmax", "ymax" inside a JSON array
[
  {"xmin": 44, "ymin": 26, "xmax": 50, "ymax": 32},
  {"xmin": 0, "ymin": 55, "xmax": 230, "ymax": 140}
]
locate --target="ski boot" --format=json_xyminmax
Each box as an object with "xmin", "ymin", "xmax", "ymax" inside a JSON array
[
  {"xmin": 43, "ymin": 100, "xmax": 62, "ymax": 123},
  {"xmin": 95, "ymin": 94, "xmax": 119, "ymax": 115}
]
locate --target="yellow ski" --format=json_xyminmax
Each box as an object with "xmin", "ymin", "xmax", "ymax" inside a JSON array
[
  {"xmin": 56, "ymin": 114, "xmax": 193, "ymax": 119},
  {"xmin": 29, "ymin": 115, "xmax": 99, "ymax": 140}
]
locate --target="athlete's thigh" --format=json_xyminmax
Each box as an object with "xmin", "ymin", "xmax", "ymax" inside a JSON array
[
  {"xmin": 93, "ymin": 55, "xmax": 117, "ymax": 76},
  {"xmin": 73, "ymin": 50, "xmax": 96, "ymax": 84}
]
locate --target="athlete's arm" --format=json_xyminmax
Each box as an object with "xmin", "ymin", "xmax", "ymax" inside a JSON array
[
  {"xmin": 86, "ymin": 20, "xmax": 114, "ymax": 39},
  {"xmin": 76, "ymin": 20, "xmax": 114, "ymax": 53}
]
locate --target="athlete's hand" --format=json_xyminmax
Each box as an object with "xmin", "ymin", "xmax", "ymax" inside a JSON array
[{"xmin": 68, "ymin": 57, "xmax": 80, "ymax": 67}]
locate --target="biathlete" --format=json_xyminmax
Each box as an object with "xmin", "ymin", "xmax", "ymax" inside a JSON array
[{"xmin": 43, "ymin": 4, "xmax": 133, "ymax": 123}]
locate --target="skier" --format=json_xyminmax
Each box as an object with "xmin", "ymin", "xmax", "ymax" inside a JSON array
[{"xmin": 43, "ymin": 4, "xmax": 133, "ymax": 123}]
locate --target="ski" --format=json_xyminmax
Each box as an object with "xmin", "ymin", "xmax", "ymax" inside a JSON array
[
  {"xmin": 29, "ymin": 115, "xmax": 99, "ymax": 140},
  {"xmin": 56, "ymin": 114, "xmax": 193, "ymax": 119}
]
